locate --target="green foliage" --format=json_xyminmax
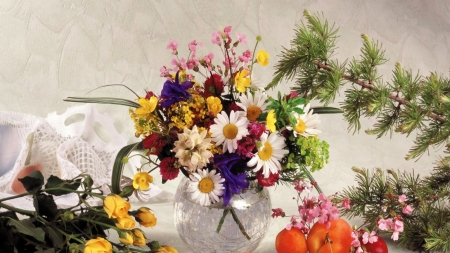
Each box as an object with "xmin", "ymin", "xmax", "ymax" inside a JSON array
[
  {"xmin": 335, "ymin": 166, "xmax": 450, "ymax": 252},
  {"xmin": 271, "ymin": 10, "xmax": 450, "ymax": 252}
]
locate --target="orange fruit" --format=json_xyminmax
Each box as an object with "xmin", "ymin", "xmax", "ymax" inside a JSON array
[
  {"xmin": 275, "ymin": 227, "xmax": 308, "ymax": 253},
  {"xmin": 307, "ymin": 218, "xmax": 353, "ymax": 253}
]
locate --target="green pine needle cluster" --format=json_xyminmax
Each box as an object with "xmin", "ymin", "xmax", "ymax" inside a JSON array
[{"xmin": 269, "ymin": 10, "xmax": 450, "ymax": 252}]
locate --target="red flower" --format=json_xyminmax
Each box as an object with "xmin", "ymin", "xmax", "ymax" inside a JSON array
[
  {"xmin": 203, "ymin": 74, "xmax": 224, "ymax": 97},
  {"xmin": 142, "ymin": 133, "xmax": 166, "ymax": 155},
  {"xmin": 256, "ymin": 170, "xmax": 279, "ymax": 187},
  {"xmin": 159, "ymin": 157, "xmax": 179, "ymax": 180}
]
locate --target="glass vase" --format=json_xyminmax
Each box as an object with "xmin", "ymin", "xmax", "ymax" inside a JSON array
[{"xmin": 173, "ymin": 177, "xmax": 272, "ymax": 253}]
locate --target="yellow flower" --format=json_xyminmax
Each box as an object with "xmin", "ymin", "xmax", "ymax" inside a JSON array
[
  {"xmin": 132, "ymin": 172, "xmax": 153, "ymax": 190},
  {"xmin": 156, "ymin": 245, "xmax": 179, "ymax": 253},
  {"xmin": 134, "ymin": 207, "xmax": 157, "ymax": 227},
  {"xmin": 103, "ymin": 194, "xmax": 131, "ymax": 219},
  {"xmin": 235, "ymin": 69, "xmax": 251, "ymax": 93},
  {"xmin": 266, "ymin": 110, "xmax": 276, "ymax": 132},
  {"xmin": 131, "ymin": 229, "xmax": 146, "ymax": 246},
  {"xmin": 135, "ymin": 96, "xmax": 158, "ymax": 117},
  {"xmin": 256, "ymin": 49, "xmax": 269, "ymax": 66},
  {"xmin": 119, "ymin": 231, "xmax": 134, "ymax": 245},
  {"xmin": 83, "ymin": 237, "xmax": 112, "ymax": 253},
  {"xmin": 206, "ymin": 96, "xmax": 223, "ymax": 116},
  {"xmin": 115, "ymin": 214, "xmax": 136, "ymax": 229}
]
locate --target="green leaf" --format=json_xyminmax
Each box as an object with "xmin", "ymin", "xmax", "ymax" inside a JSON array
[
  {"xmin": 312, "ymin": 106, "xmax": 343, "ymax": 114},
  {"xmin": 46, "ymin": 226, "xmax": 64, "ymax": 248},
  {"xmin": 18, "ymin": 170, "xmax": 44, "ymax": 193},
  {"xmin": 7, "ymin": 218, "xmax": 45, "ymax": 242},
  {"xmin": 64, "ymin": 97, "xmax": 140, "ymax": 108},
  {"xmin": 36, "ymin": 193, "xmax": 58, "ymax": 219},
  {"xmin": 45, "ymin": 175, "xmax": 82, "ymax": 196},
  {"xmin": 111, "ymin": 142, "xmax": 142, "ymax": 194}
]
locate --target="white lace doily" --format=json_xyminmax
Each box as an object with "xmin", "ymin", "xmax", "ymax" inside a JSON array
[{"xmin": 0, "ymin": 104, "xmax": 130, "ymax": 210}]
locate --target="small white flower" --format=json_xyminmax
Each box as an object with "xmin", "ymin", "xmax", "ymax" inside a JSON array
[
  {"xmin": 247, "ymin": 131, "xmax": 288, "ymax": 178},
  {"xmin": 236, "ymin": 90, "xmax": 269, "ymax": 122},
  {"xmin": 287, "ymin": 103, "xmax": 321, "ymax": 137},
  {"xmin": 187, "ymin": 169, "xmax": 225, "ymax": 206},
  {"xmin": 210, "ymin": 110, "xmax": 249, "ymax": 153}
]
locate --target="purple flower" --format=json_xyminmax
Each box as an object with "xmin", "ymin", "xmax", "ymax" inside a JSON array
[
  {"xmin": 160, "ymin": 72, "xmax": 193, "ymax": 108},
  {"xmin": 214, "ymin": 153, "xmax": 249, "ymax": 206}
]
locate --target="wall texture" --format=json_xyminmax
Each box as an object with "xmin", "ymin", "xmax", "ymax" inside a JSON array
[{"xmin": 1, "ymin": 1, "xmax": 449, "ymax": 252}]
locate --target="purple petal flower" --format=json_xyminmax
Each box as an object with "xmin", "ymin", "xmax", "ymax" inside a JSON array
[
  {"xmin": 214, "ymin": 153, "xmax": 249, "ymax": 206},
  {"xmin": 160, "ymin": 72, "xmax": 193, "ymax": 108}
]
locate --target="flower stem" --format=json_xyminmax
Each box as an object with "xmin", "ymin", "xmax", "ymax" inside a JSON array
[
  {"xmin": 0, "ymin": 202, "xmax": 34, "ymax": 216},
  {"xmin": 216, "ymin": 209, "xmax": 230, "ymax": 233},
  {"xmin": 302, "ymin": 166, "xmax": 323, "ymax": 194},
  {"xmin": 230, "ymin": 207, "xmax": 251, "ymax": 240},
  {"xmin": 0, "ymin": 192, "xmax": 30, "ymax": 202}
]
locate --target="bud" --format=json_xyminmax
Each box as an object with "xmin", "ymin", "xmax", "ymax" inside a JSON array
[
  {"xmin": 69, "ymin": 243, "xmax": 80, "ymax": 253},
  {"xmin": 193, "ymin": 65, "xmax": 199, "ymax": 72},
  {"xmin": 256, "ymin": 35, "xmax": 262, "ymax": 42},
  {"xmin": 122, "ymin": 157, "xmax": 129, "ymax": 164},
  {"xmin": 361, "ymin": 34, "xmax": 370, "ymax": 44},
  {"xmin": 83, "ymin": 175, "xmax": 93, "ymax": 188},
  {"xmin": 63, "ymin": 211, "xmax": 74, "ymax": 221},
  {"xmin": 367, "ymin": 103, "xmax": 377, "ymax": 113},
  {"xmin": 303, "ymin": 10, "xmax": 311, "ymax": 18},
  {"xmin": 148, "ymin": 240, "xmax": 160, "ymax": 251},
  {"xmin": 440, "ymin": 95, "xmax": 450, "ymax": 103},
  {"xmin": 395, "ymin": 62, "xmax": 403, "ymax": 73}
]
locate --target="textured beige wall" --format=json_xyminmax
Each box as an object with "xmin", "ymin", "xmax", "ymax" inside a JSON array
[{"xmin": 1, "ymin": 1, "xmax": 449, "ymax": 252}]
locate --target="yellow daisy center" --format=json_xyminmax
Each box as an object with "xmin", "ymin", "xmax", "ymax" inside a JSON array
[
  {"xmin": 258, "ymin": 142, "xmax": 273, "ymax": 161},
  {"xmin": 295, "ymin": 119, "xmax": 306, "ymax": 133},
  {"xmin": 198, "ymin": 178, "xmax": 214, "ymax": 193},
  {"xmin": 247, "ymin": 106, "xmax": 262, "ymax": 121},
  {"xmin": 223, "ymin": 124, "xmax": 238, "ymax": 139}
]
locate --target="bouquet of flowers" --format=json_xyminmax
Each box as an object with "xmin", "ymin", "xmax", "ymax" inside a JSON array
[{"xmin": 110, "ymin": 26, "xmax": 330, "ymax": 208}]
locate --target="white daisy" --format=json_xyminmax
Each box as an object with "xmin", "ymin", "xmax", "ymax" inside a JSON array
[
  {"xmin": 287, "ymin": 103, "xmax": 321, "ymax": 137},
  {"xmin": 236, "ymin": 90, "xmax": 269, "ymax": 122},
  {"xmin": 210, "ymin": 110, "xmax": 249, "ymax": 153},
  {"xmin": 247, "ymin": 131, "xmax": 289, "ymax": 178},
  {"xmin": 172, "ymin": 125, "xmax": 213, "ymax": 172},
  {"xmin": 187, "ymin": 169, "xmax": 225, "ymax": 206}
]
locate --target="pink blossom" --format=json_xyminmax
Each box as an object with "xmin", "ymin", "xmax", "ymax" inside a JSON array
[
  {"xmin": 393, "ymin": 218, "xmax": 404, "ymax": 233},
  {"xmin": 286, "ymin": 216, "xmax": 304, "ymax": 230},
  {"xmin": 351, "ymin": 231, "xmax": 361, "ymax": 247},
  {"xmin": 398, "ymin": 194, "xmax": 406, "ymax": 203},
  {"xmin": 377, "ymin": 218, "xmax": 393, "ymax": 231},
  {"xmin": 236, "ymin": 32, "xmax": 247, "ymax": 44},
  {"xmin": 224, "ymin": 26, "xmax": 232, "ymax": 35},
  {"xmin": 293, "ymin": 179, "xmax": 313, "ymax": 193},
  {"xmin": 211, "ymin": 31, "xmax": 222, "ymax": 45},
  {"xmin": 170, "ymin": 58, "xmax": 187, "ymax": 72},
  {"xmin": 362, "ymin": 231, "xmax": 378, "ymax": 244},
  {"xmin": 402, "ymin": 204, "xmax": 413, "ymax": 214},
  {"xmin": 342, "ymin": 197, "xmax": 351, "ymax": 210},
  {"xmin": 391, "ymin": 231, "xmax": 400, "ymax": 241},
  {"xmin": 166, "ymin": 40, "xmax": 178, "ymax": 54},
  {"xmin": 188, "ymin": 40, "xmax": 203, "ymax": 51},
  {"xmin": 160, "ymin": 66, "xmax": 173, "ymax": 78},
  {"xmin": 271, "ymin": 208, "xmax": 285, "ymax": 218}
]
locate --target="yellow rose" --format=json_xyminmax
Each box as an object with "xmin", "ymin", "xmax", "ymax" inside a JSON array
[
  {"xmin": 235, "ymin": 69, "xmax": 251, "ymax": 93},
  {"xmin": 132, "ymin": 228, "xmax": 146, "ymax": 246},
  {"xmin": 115, "ymin": 214, "xmax": 136, "ymax": 229},
  {"xmin": 134, "ymin": 207, "xmax": 157, "ymax": 227},
  {"xmin": 83, "ymin": 237, "xmax": 112, "ymax": 253},
  {"xmin": 103, "ymin": 194, "xmax": 131, "ymax": 219},
  {"xmin": 136, "ymin": 96, "xmax": 158, "ymax": 117},
  {"xmin": 256, "ymin": 49, "xmax": 269, "ymax": 66},
  {"xmin": 119, "ymin": 231, "xmax": 134, "ymax": 245},
  {"xmin": 206, "ymin": 96, "xmax": 223, "ymax": 117},
  {"xmin": 266, "ymin": 110, "xmax": 276, "ymax": 132},
  {"xmin": 156, "ymin": 245, "xmax": 179, "ymax": 253},
  {"xmin": 132, "ymin": 172, "xmax": 154, "ymax": 190}
]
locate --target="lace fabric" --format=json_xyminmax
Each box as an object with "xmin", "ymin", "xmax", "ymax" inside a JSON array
[{"xmin": 0, "ymin": 104, "xmax": 129, "ymax": 209}]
